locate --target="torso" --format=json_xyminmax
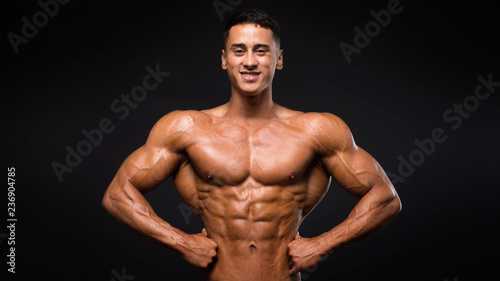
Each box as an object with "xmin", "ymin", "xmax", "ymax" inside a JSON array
[{"xmin": 171, "ymin": 106, "xmax": 331, "ymax": 281}]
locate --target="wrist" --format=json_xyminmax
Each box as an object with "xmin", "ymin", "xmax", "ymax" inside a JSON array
[
  {"xmin": 157, "ymin": 223, "xmax": 189, "ymax": 253},
  {"xmin": 321, "ymin": 229, "xmax": 347, "ymax": 254}
]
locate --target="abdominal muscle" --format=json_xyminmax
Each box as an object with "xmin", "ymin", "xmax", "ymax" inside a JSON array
[{"xmin": 198, "ymin": 179, "xmax": 306, "ymax": 281}]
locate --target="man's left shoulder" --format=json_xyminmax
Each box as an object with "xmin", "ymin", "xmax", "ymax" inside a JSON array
[
  {"xmin": 288, "ymin": 111, "xmax": 355, "ymax": 154},
  {"xmin": 287, "ymin": 111, "xmax": 349, "ymax": 132}
]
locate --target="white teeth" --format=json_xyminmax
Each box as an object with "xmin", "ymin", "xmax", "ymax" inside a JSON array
[{"xmin": 242, "ymin": 73, "xmax": 258, "ymax": 76}]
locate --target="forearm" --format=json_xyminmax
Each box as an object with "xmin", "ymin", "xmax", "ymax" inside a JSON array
[
  {"xmin": 102, "ymin": 179, "xmax": 188, "ymax": 252},
  {"xmin": 321, "ymin": 183, "xmax": 401, "ymax": 253}
]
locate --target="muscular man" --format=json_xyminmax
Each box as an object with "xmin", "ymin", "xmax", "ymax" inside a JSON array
[{"xmin": 102, "ymin": 9, "xmax": 401, "ymax": 281}]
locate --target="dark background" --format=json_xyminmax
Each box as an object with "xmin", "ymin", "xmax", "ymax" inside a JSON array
[{"xmin": 1, "ymin": 0, "xmax": 499, "ymax": 280}]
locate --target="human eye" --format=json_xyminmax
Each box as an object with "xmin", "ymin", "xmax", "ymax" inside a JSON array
[
  {"xmin": 256, "ymin": 49, "xmax": 268, "ymax": 55},
  {"xmin": 234, "ymin": 49, "xmax": 245, "ymax": 55}
]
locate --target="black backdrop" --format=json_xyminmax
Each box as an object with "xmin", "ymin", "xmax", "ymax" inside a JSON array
[{"xmin": 1, "ymin": 1, "xmax": 499, "ymax": 280}]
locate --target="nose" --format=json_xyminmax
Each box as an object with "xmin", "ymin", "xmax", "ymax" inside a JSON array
[{"xmin": 243, "ymin": 52, "xmax": 257, "ymax": 69}]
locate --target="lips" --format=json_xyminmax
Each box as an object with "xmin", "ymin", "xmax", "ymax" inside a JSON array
[{"xmin": 240, "ymin": 71, "xmax": 260, "ymax": 81}]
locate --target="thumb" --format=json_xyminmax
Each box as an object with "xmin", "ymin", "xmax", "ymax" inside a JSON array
[
  {"xmin": 295, "ymin": 232, "xmax": 300, "ymax": 239},
  {"xmin": 202, "ymin": 228, "xmax": 208, "ymax": 237},
  {"xmin": 290, "ymin": 265, "xmax": 300, "ymax": 276}
]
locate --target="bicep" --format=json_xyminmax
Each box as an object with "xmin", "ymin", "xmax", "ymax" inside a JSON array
[
  {"xmin": 323, "ymin": 145, "xmax": 390, "ymax": 198},
  {"xmin": 116, "ymin": 144, "xmax": 183, "ymax": 194},
  {"xmin": 110, "ymin": 112, "xmax": 189, "ymax": 194}
]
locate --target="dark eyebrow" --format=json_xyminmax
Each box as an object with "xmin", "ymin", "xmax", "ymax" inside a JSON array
[
  {"xmin": 230, "ymin": 43, "xmax": 247, "ymax": 49},
  {"xmin": 230, "ymin": 43, "xmax": 271, "ymax": 50},
  {"xmin": 254, "ymin": 44, "xmax": 270, "ymax": 49}
]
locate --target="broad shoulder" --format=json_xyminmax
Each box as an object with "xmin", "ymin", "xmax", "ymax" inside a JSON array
[
  {"xmin": 152, "ymin": 110, "xmax": 211, "ymax": 133},
  {"xmin": 146, "ymin": 110, "xmax": 211, "ymax": 150},
  {"xmin": 274, "ymin": 104, "xmax": 345, "ymax": 126},
  {"xmin": 285, "ymin": 110, "xmax": 348, "ymax": 133},
  {"xmin": 286, "ymin": 111, "xmax": 354, "ymax": 154}
]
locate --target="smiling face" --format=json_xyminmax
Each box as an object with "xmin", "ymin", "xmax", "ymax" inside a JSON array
[{"xmin": 221, "ymin": 23, "xmax": 283, "ymax": 97}]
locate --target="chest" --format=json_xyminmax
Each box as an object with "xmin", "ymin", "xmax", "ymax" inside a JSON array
[{"xmin": 185, "ymin": 121, "xmax": 316, "ymax": 186}]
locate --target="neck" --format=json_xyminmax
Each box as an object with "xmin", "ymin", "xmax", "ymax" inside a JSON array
[{"xmin": 224, "ymin": 87, "xmax": 276, "ymax": 121}]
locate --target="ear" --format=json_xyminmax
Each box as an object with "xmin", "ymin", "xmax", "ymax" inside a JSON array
[
  {"xmin": 276, "ymin": 49, "xmax": 284, "ymax": 70},
  {"xmin": 221, "ymin": 49, "xmax": 227, "ymax": 70}
]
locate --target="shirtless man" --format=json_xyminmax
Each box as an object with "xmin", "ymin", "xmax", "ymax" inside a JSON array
[{"xmin": 102, "ymin": 9, "xmax": 401, "ymax": 281}]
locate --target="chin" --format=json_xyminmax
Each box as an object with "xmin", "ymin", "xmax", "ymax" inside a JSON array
[
  {"xmin": 236, "ymin": 81, "xmax": 271, "ymax": 96},
  {"xmin": 239, "ymin": 87, "xmax": 265, "ymax": 96}
]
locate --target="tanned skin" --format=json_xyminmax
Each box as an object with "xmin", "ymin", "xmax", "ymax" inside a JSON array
[{"xmin": 102, "ymin": 23, "xmax": 401, "ymax": 281}]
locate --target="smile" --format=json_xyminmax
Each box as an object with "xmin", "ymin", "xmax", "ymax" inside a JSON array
[{"xmin": 240, "ymin": 72, "xmax": 260, "ymax": 81}]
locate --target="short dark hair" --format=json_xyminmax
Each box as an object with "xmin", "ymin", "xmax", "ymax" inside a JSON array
[{"xmin": 223, "ymin": 9, "xmax": 280, "ymax": 49}]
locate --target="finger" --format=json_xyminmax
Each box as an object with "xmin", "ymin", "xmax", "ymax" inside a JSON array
[
  {"xmin": 202, "ymin": 228, "xmax": 208, "ymax": 236},
  {"xmin": 209, "ymin": 248, "xmax": 218, "ymax": 257},
  {"xmin": 211, "ymin": 239, "xmax": 218, "ymax": 249},
  {"xmin": 295, "ymin": 232, "xmax": 300, "ymax": 239},
  {"xmin": 289, "ymin": 266, "xmax": 300, "ymax": 276}
]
